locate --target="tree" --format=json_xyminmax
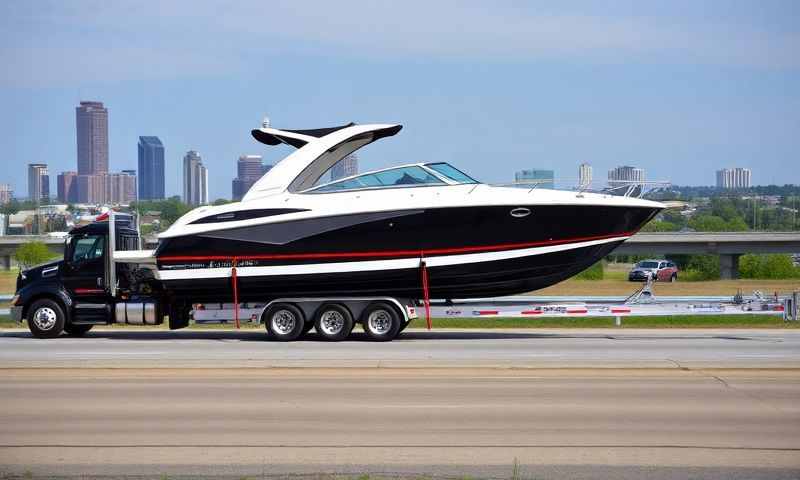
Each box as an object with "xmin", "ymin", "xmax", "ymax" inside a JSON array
[
  {"xmin": 686, "ymin": 254, "xmax": 720, "ymax": 280},
  {"xmin": 0, "ymin": 198, "xmax": 20, "ymax": 216},
  {"xmin": 15, "ymin": 242, "xmax": 58, "ymax": 268},
  {"xmin": 212, "ymin": 198, "xmax": 232, "ymax": 206},
  {"xmin": 740, "ymin": 254, "xmax": 800, "ymax": 279},
  {"xmin": 689, "ymin": 215, "xmax": 728, "ymax": 232},
  {"xmin": 640, "ymin": 220, "xmax": 680, "ymax": 232}
]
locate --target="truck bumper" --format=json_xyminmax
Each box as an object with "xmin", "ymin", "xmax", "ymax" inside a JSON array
[{"xmin": 10, "ymin": 306, "xmax": 24, "ymax": 323}]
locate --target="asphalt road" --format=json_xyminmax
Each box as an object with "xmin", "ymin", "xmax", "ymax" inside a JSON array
[
  {"xmin": 1, "ymin": 329, "xmax": 799, "ymax": 479},
  {"xmin": 0, "ymin": 327, "xmax": 798, "ymax": 368}
]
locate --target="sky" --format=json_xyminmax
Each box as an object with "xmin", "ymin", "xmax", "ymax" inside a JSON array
[{"xmin": 1, "ymin": 0, "xmax": 798, "ymax": 200}]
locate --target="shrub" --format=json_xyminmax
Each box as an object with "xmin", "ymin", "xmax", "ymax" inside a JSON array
[
  {"xmin": 684, "ymin": 254, "xmax": 720, "ymax": 281},
  {"xmin": 574, "ymin": 260, "xmax": 604, "ymax": 280},
  {"xmin": 15, "ymin": 242, "xmax": 58, "ymax": 268},
  {"xmin": 740, "ymin": 254, "xmax": 800, "ymax": 279}
]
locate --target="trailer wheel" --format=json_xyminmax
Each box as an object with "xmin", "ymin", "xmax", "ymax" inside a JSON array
[
  {"xmin": 314, "ymin": 303, "xmax": 353, "ymax": 341},
  {"xmin": 264, "ymin": 303, "xmax": 305, "ymax": 341},
  {"xmin": 27, "ymin": 299, "xmax": 65, "ymax": 339},
  {"xmin": 64, "ymin": 324, "xmax": 93, "ymax": 336},
  {"xmin": 362, "ymin": 302, "xmax": 401, "ymax": 341}
]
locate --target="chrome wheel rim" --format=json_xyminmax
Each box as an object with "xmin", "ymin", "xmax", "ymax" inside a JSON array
[
  {"xmin": 271, "ymin": 309, "xmax": 297, "ymax": 335},
  {"xmin": 367, "ymin": 309, "xmax": 392, "ymax": 335},
  {"xmin": 33, "ymin": 307, "xmax": 57, "ymax": 331},
  {"xmin": 319, "ymin": 310, "xmax": 345, "ymax": 335}
]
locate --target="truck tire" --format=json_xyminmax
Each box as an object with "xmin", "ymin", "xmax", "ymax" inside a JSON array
[
  {"xmin": 27, "ymin": 299, "xmax": 66, "ymax": 339},
  {"xmin": 264, "ymin": 303, "xmax": 305, "ymax": 341},
  {"xmin": 64, "ymin": 324, "xmax": 93, "ymax": 336},
  {"xmin": 362, "ymin": 301, "xmax": 401, "ymax": 341},
  {"xmin": 314, "ymin": 303, "xmax": 353, "ymax": 341}
]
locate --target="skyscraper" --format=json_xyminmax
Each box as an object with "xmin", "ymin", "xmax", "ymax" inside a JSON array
[
  {"xmin": 716, "ymin": 168, "xmax": 752, "ymax": 189},
  {"xmin": 106, "ymin": 171, "xmax": 137, "ymax": 204},
  {"xmin": 57, "ymin": 171, "xmax": 78, "ymax": 203},
  {"xmin": 578, "ymin": 163, "xmax": 592, "ymax": 188},
  {"xmin": 183, "ymin": 151, "xmax": 208, "ymax": 206},
  {"xmin": 138, "ymin": 136, "xmax": 165, "ymax": 200},
  {"xmin": 515, "ymin": 169, "xmax": 555, "ymax": 189},
  {"xmin": 76, "ymin": 101, "xmax": 109, "ymax": 175},
  {"xmin": 232, "ymin": 154, "xmax": 264, "ymax": 201},
  {"xmin": 331, "ymin": 154, "xmax": 359, "ymax": 181},
  {"xmin": 608, "ymin": 165, "xmax": 645, "ymax": 185},
  {"xmin": 27, "ymin": 164, "xmax": 49, "ymax": 203},
  {"xmin": 0, "ymin": 184, "xmax": 13, "ymax": 204}
]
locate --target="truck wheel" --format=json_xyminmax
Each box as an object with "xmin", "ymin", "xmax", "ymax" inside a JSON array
[
  {"xmin": 27, "ymin": 299, "xmax": 65, "ymax": 339},
  {"xmin": 314, "ymin": 303, "xmax": 353, "ymax": 341},
  {"xmin": 362, "ymin": 302, "xmax": 401, "ymax": 341},
  {"xmin": 64, "ymin": 324, "xmax": 93, "ymax": 336},
  {"xmin": 264, "ymin": 303, "xmax": 305, "ymax": 341}
]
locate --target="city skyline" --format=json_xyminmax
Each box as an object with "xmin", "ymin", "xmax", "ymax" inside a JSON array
[{"xmin": 1, "ymin": 2, "xmax": 798, "ymax": 199}]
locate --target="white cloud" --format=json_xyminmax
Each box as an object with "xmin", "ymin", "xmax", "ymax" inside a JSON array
[{"xmin": 1, "ymin": 0, "xmax": 798, "ymax": 87}]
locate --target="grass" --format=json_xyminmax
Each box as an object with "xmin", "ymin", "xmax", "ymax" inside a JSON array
[{"xmin": 0, "ymin": 270, "xmax": 18, "ymax": 295}]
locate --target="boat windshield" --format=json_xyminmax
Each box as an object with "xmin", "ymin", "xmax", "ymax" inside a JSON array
[
  {"xmin": 425, "ymin": 163, "xmax": 479, "ymax": 184},
  {"xmin": 308, "ymin": 165, "xmax": 445, "ymax": 193}
]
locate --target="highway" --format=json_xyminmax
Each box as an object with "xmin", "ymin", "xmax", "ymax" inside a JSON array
[
  {"xmin": 0, "ymin": 328, "xmax": 798, "ymax": 368},
  {"xmin": 1, "ymin": 329, "xmax": 799, "ymax": 479}
]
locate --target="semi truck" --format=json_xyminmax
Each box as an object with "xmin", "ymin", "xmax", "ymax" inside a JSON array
[{"xmin": 10, "ymin": 212, "xmax": 417, "ymax": 341}]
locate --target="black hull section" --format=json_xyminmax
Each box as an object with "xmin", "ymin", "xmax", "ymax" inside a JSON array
[
  {"xmin": 156, "ymin": 204, "xmax": 660, "ymax": 302},
  {"xmin": 160, "ymin": 240, "xmax": 625, "ymax": 303}
]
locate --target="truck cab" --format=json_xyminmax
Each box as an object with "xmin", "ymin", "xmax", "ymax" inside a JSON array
[{"xmin": 10, "ymin": 212, "xmax": 167, "ymax": 338}]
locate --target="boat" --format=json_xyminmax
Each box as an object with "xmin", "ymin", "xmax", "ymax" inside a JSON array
[{"xmin": 154, "ymin": 122, "xmax": 663, "ymax": 301}]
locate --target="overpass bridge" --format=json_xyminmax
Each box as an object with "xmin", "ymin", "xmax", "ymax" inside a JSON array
[
  {"xmin": 1, "ymin": 232, "xmax": 799, "ymax": 279},
  {"xmin": 615, "ymin": 232, "xmax": 800, "ymax": 278}
]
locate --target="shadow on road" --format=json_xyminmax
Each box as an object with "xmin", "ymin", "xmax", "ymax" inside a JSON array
[
  {"xmin": 0, "ymin": 329, "xmax": 591, "ymax": 342},
  {"xmin": 0, "ymin": 329, "xmax": 766, "ymax": 342}
]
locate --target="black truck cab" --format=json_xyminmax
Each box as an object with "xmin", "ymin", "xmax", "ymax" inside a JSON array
[{"xmin": 10, "ymin": 212, "xmax": 160, "ymax": 338}]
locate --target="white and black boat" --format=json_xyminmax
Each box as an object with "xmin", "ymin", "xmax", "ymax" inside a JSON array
[{"xmin": 155, "ymin": 123, "xmax": 663, "ymax": 301}]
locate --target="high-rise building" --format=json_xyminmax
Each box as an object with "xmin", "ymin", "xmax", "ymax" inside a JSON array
[
  {"xmin": 331, "ymin": 154, "xmax": 359, "ymax": 181},
  {"xmin": 106, "ymin": 171, "xmax": 137, "ymax": 204},
  {"xmin": 76, "ymin": 174, "xmax": 105, "ymax": 204},
  {"xmin": 232, "ymin": 154, "xmax": 264, "ymax": 201},
  {"xmin": 608, "ymin": 165, "xmax": 645, "ymax": 185},
  {"xmin": 76, "ymin": 101, "xmax": 109, "ymax": 175},
  {"xmin": 57, "ymin": 171, "xmax": 78, "ymax": 203},
  {"xmin": 27, "ymin": 163, "xmax": 49, "ymax": 203},
  {"xmin": 0, "ymin": 184, "xmax": 13, "ymax": 204},
  {"xmin": 138, "ymin": 136, "xmax": 165, "ymax": 200},
  {"xmin": 578, "ymin": 163, "xmax": 592, "ymax": 188},
  {"xmin": 515, "ymin": 169, "xmax": 554, "ymax": 189},
  {"xmin": 716, "ymin": 168, "xmax": 752, "ymax": 189},
  {"xmin": 76, "ymin": 172, "xmax": 136, "ymax": 205},
  {"xmin": 183, "ymin": 151, "xmax": 208, "ymax": 206}
]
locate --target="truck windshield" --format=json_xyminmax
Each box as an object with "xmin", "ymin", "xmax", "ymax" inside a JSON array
[{"xmin": 71, "ymin": 235, "xmax": 105, "ymax": 263}]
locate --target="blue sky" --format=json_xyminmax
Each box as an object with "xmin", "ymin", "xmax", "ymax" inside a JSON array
[{"xmin": 1, "ymin": 0, "xmax": 798, "ymax": 200}]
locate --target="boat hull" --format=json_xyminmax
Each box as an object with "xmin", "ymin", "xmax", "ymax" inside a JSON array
[{"xmin": 154, "ymin": 204, "xmax": 659, "ymax": 301}]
